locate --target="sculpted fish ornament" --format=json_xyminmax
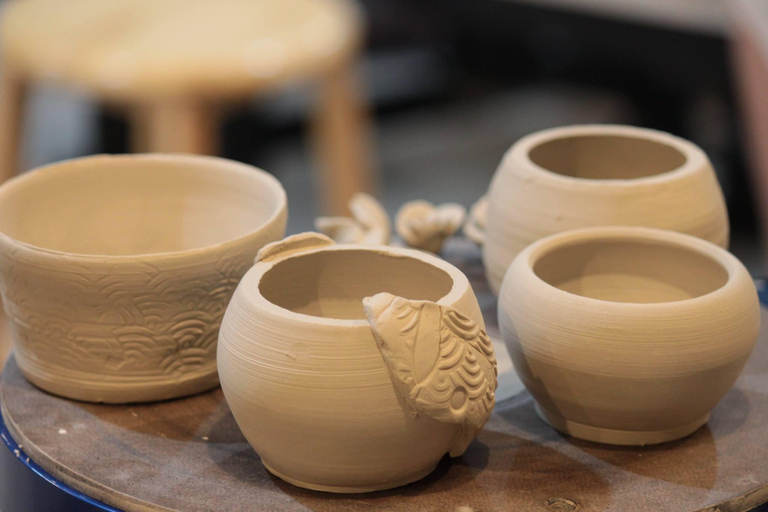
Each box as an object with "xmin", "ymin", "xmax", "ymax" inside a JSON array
[{"xmin": 362, "ymin": 292, "xmax": 498, "ymax": 456}]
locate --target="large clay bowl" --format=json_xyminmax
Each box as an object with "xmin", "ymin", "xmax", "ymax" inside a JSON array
[
  {"xmin": 218, "ymin": 234, "xmax": 486, "ymax": 492},
  {"xmin": 0, "ymin": 154, "xmax": 287, "ymax": 403},
  {"xmin": 498, "ymin": 227, "xmax": 759, "ymax": 445},
  {"xmin": 483, "ymin": 124, "xmax": 729, "ymax": 294}
]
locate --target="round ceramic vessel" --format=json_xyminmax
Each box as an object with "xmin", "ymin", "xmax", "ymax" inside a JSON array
[
  {"xmin": 483, "ymin": 124, "xmax": 729, "ymax": 294},
  {"xmin": 218, "ymin": 234, "xmax": 489, "ymax": 492},
  {"xmin": 0, "ymin": 154, "xmax": 287, "ymax": 403},
  {"xmin": 498, "ymin": 226, "xmax": 760, "ymax": 445}
]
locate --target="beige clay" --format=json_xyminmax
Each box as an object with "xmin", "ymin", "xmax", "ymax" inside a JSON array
[
  {"xmin": 463, "ymin": 194, "xmax": 487, "ymax": 246},
  {"xmin": 218, "ymin": 232, "xmax": 497, "ymax": 492},
  {"xmin": 482, "ymin": 125, "xmax": 730, "ymax": 294},
  {"xmin": 498, "ymin": 226, "xmax": 760, "ymax": 445},
  {"xmin": 364, "ymin": 292, "xmax": 497, "ymax": 456},
  {"xmin": 395, "ymin": 200, "xmax": 466, "ymax": 253},
  {"xmin": 315, "ymin": 192, "xmax": 390, "ymax": 245},
  {"xmin": 0, "ymin": 154, "xmax": 287, "ymax": 402}
]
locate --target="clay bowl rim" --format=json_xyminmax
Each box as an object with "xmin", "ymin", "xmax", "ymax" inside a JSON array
[
  {"xmin": 244, "ymin": 243, "xmax": 471, "ymax": 328},
  {"xmin": 506, "ymin": 124, "xmax": 708, "ymax": 188},
  {"xmin": 0, "ymin": 153, "xmax": 287, "ymax": 263},
  {"xmin": 516, "ymin": 226, "xmax": 745, "ymax": 310}
]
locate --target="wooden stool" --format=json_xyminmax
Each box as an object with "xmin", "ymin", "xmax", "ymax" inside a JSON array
[{"xmin": 0, "ymin": 0, "xmax": 375, "ymax": 214}]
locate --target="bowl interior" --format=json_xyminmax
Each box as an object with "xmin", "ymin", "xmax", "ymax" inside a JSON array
[
  {"xmin": 0, "ymin": 157, "xmax": 283, "ymax": 256},
  {"xmin": 260, "ymin": 250, "xmax": 454, "ymax": 320},
  {"xmin": 533, "ymin": 237, "xmax": 728, "ymax": 303},
  {"xmin": 528, "ymin": 134, "xmax": 687, "ymax": 180}
]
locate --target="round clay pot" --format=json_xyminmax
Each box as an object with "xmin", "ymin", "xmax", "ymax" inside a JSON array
[
  {"xmin": 483, "ymin": 125, "xmax": 729, "ymax": 294},
  {"xmin": 218, "ymin": 233, "xmax": 498, "ymax": 492},
  {"xmin": 0, "ymin": 154, "xmax": 287, "ymax": 403},
  {"xmin": 498, "ymin": 226, "xmax": 759, "ymax": 445}
]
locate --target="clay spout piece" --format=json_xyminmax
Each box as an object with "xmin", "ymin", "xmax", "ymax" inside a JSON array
[{"xmin": 363, "ymin": 292, "xmax": 498, "ymax": 456}]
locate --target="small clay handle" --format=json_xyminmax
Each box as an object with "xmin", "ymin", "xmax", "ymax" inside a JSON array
[
  {"xmin": 255, "ymin": 232, "xmax": 335, "ymax": 264},
  {"xmin": 463, "ymin": 195, "xmax": 487, "ymax": 246}
]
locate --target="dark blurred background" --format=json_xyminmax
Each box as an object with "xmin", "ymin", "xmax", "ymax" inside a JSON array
[{"xmin": 8, "ymin": 0, "xmax": 767, "ymax": 274}]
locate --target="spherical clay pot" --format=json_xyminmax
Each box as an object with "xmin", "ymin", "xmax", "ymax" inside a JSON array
[
  {"xmin": 483, "ymin": 125, "xmax": 729, "ymax": 294},
  {"xmin": 498, "ymin": 226, "xmax": 759, "ymax": 445},
  {"xmin": 218, "ymin": 233, "xmax": 498, "ymax": 492},
  {"xmin": 0, "ymin": 154, "xmax": 287, "ymax": 403}
]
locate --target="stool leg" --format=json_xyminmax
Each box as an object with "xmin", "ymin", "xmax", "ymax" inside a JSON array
[
  {"xmin": 311, "ymin": 63, "xmax": 376, "ymax": 215},
  {"xmin": 0, "ymin": 69, "xmax": 27, "ymax": 182},
  {"xmin": 732, "ymin": 29, "xmax": 768, "ymax": 246},
  {"xmin": 134, "ymin": 100, "xmax": 218, "ymax": 155}
]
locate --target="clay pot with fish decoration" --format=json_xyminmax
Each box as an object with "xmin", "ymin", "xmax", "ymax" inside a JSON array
[{"xmin": 217, "ymin": 233, "xmax": 498, "ymax": 492}]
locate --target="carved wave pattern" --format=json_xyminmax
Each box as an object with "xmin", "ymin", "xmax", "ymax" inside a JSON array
[
  {"xmin": 0, "ymin": 245, "xmax": 254, "ymax": 377},
  {"xmin": 416, "ymin": 308, "xmax": 498, "ymax": 427}
]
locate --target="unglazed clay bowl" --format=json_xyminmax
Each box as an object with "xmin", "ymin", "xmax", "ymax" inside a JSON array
[
  {"xmin": 483, "ymin": 124, "xmax": 729, "ymax": 294},
  {"xmin": 0, "ymin": 154, "xmax": 287, "ymax": 403},
  {"xmin": 499, "ymin": 226, "xmax": 759, "ymax": 445},
  {"xmin": 218, "ymin": 233, "xmax": 498, "ymax": 492}
]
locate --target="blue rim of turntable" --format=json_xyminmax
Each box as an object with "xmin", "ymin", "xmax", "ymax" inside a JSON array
[
  {"xmin": 758, "ymin": 279, "xmax": 768, "ymax": 307},
  {"xmin": 0, "ymin": 408, "xmax": 120, "ymax": 511}
]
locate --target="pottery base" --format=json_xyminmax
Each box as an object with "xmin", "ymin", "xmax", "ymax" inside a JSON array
[
  {"xmin": 16, "ymin": 356, "xmax": 221, "ymax": 404},
  {"xmin": 534, "ymin": 403, "xmax": 709, "ymax": 446},
  {"xmin": 262, "ymin": 460, "xmax": 439, "ymax": 493}
]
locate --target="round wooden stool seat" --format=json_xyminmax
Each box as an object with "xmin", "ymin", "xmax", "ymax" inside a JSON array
[
  {"xmin": 0, "ymin": 0, "xmax": 373, "ymax": 214},
  {"xmin": 1, "ymin": 0, "xmax": 362, "ymax": 100}
]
